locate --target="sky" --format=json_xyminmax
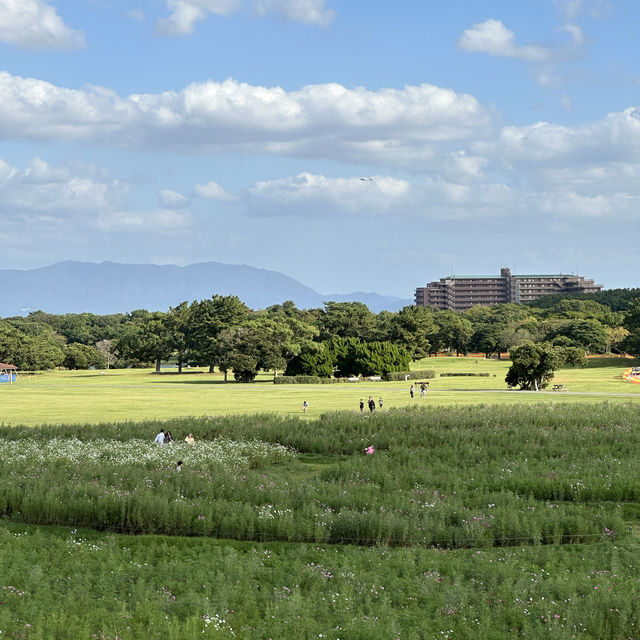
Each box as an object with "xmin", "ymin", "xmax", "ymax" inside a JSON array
[{"xmin": 0, "ymin": 0, "xmax": 638, "ymax": 297}]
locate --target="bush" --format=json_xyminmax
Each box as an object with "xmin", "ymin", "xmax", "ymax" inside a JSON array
[
  {"xmin": 274, "ymin": 376, "xmax": 354, "ymax": 384},
  {"xmin": 384, "ymin": 369, "xmax": 435, "ymax": 381},
  {"xmin": 439, "ymin": 372, "xmax": 490, "ymax": 377}
]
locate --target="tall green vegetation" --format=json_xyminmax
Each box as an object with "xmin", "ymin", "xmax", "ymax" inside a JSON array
[{"xmin": 3, "ymin": 289, "xmax": 640, "ymax": 373}]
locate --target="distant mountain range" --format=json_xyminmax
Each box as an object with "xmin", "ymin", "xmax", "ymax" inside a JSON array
[{"xmin": 0, "ymin": 261, "xmax": 412, "ymax": 317}]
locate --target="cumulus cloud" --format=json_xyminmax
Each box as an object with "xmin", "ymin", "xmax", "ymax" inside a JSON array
[
  {"xmin": 239, "ymin": 169, "xmax": 638, "ymax": 222},
  {"xmin": 0, "ymin": 72, "xmax": 491, "ymax": 166},
  {"xmin": 159, "ymin": 189, "xmax": 189, "ymax": 208},
  {"xmin": 157, "ymin": 0, "xmax": 332, "ymax": 35},
  {"xmin": 195, "ymin": 180, "xmax": 236, "ymax": 201},
  {"xmin": 0, "ymin": 157, "xmax": 126, "ymax": 214},
  {"xmin": 0, "ymin": 156, "xmax": 193, "ymax": 240},
  {"xmin": 241, "ymin": 172, "xmax": 516, "ymax": 220},
  {"xmin": 254, "ymin": 0, "xmax": 334, "ymax": 25},
  {"xmin": 458, "ymin": 19, "xmax": 551, "ymax": 62},
  {"xmin": 0, "ymin": 0, "xmax": 85, "ymax": 50},
  {"xmin": 157, "ymin": 0, "xmax": 239, "ymax": 36}
]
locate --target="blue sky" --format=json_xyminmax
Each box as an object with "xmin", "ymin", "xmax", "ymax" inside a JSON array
[{"xmin": 0, "ymin": 0, "xmax": 638, "ymax": 296}]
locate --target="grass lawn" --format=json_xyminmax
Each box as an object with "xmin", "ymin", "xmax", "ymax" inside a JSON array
[{"xmin": 1, "ymin": 356, "xmax": 639, "ymax": 426}]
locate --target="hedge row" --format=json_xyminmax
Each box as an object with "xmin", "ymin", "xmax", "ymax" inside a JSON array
[
  {"xmin": 384, "ymin": 370, "xmax": 436, "ymax": 381},
  {"xmin": 439, "ymin": 372, "xmax": 491, "ymax": 377},
  {"xmin": 273, "ymin": 375, "xmax": 356, "ymax": 384}
]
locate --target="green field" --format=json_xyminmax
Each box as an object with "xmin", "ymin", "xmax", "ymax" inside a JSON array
[
  {"xmin": 2, "ymin": 359, "xmax": 640, "ymax": 638},
  {"xmin": 2, "ymin": 356, "xmax": 639, "ymax": 426}
]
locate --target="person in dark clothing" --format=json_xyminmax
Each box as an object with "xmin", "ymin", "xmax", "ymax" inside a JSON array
[
  {"xmin": 368, "ymin": 396, "xmax": 375, "ymax": 412},
  {"xmin": 359, "ymin": 398, "xmax": 365, "ymax": 412}
]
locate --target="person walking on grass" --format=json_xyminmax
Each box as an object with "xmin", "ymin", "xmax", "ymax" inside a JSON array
[
  {"xmin": 368, "ymin": 396, "xmax": 376, "ymax": 412},
  {"xmin": 360, "ymin": 398, "xmax": 365, "ymax": 412},
  {"xmin": 410, "ymin": 384, "xmax": 415, "ymax": 399},
  {"xmin": 378, "ymin": 397, "xmax": 383, "ymax": 409},
  {"xmin": 154, "ymin": 429, "xmax": 165, "ymax": 445},
  {"xmin": 302, "ymin": 400, "xmax": 309, "ymax": 413},
  {"xmin": 420, "ymin": 382, "xmax": 427, "ymax": 398}
]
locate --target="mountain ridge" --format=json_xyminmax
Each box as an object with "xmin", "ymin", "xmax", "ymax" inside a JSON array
[{"xmin": 0, "ymin": 260, "xmax": 412, "ymax": 316}]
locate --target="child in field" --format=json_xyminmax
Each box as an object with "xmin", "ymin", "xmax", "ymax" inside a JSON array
[
  {"xmin": 378, "ymin": 397, "xmax": 383, "ymax": 409},
  {"xmin": 302, "ymin": 400, "xmax": 309, "ymax": 413},
  {"xmin": 410, "ymin": 384, "xmax": 415, "ymax": 399},
  {"xmin": 176, "ymin": 461, "xmax": 183, "ymax": 472},
  {"xmin": 359, "ymin": 399, "xmax": 365, "ymax": 412},
  {"xmin": 165, "ymin": 431, "xmax": 174, "ymax": 444},
  {"xmin": 368, "ymin": 396, "xmax": 376, "ymax": 412},
  {"xmin": 154, "ymin": 429, "xmax": 165, "ymax": 445},
  {"xmin": 184, "ymin": 433, "xmax": 195, "ymax": 444}
]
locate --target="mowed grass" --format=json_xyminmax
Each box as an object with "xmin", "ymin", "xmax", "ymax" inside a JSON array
[{"xmin": 1, "ymin": 356, "xmax": 639, "ymax": 426}]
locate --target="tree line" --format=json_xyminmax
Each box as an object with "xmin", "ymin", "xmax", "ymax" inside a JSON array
[{"xmin": 1, "ymin": 293, "xmax": 639, "ymax": 379}]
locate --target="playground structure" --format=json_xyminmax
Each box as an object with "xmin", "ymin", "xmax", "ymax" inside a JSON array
[
  {"xmin": 622, "ymin": 367, "xmax": 640, "ymax": 384},
  {"xmin": 0, "ymin": 363, "xmax": 17, "ymax": 383}
]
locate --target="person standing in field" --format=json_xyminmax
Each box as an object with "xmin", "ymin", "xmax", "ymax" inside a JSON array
[
  {"xmin": 302, "ymin": 400, "xmax": 309, "ymax": 413},
  {"xmin": 154, "ymin": 429, "xmax": 165, "ymax": 445},
  {"xmin": 368, "ymin": 396, "xmax": 375, "ymax": 412},
  {"xmin": 360, "ymin": 398, "xmax": 365, "ymax": 412},
  {"xmin": 165, "ymin": 431, "xmax": 174, "ymax": 444},
  {"xmin": 420, "ymin": 383, "xmax": 427, "ymax": 398},
  {"xmin": 410, "ymin": 384, "xmax": 415, "ymax": 399},
  {"xmin": 378, "ymin": 397, "xmax": 383, "ymax": 409},
  {"xmin": 184, "ymin": 433, "xmax": 195, "ymax": 444}
]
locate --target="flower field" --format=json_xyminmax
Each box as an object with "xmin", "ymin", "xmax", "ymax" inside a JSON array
[{"xmin": 1, "ymin": 403, "xmax": 639, "ymax": 637}]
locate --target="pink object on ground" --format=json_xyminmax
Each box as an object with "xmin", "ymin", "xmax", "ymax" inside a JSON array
[{"xmin": 365, "ymin": 446, "xmax": 375, "ymax": 455}]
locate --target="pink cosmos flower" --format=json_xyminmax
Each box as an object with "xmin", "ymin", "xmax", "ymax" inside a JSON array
[{"xmin": 365, "ymin": 446, "xmax": 375, "ymax": 455}]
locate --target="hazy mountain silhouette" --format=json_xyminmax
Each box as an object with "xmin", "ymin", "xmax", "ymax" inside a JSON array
[{"xmin": 0, "ymin": 261, "xmax": 411, "ymax": 316}]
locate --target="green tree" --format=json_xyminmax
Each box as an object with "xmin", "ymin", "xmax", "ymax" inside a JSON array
[
  {"xmin": 505, "ymin": 342, "xmax": 562, "ymax": 391},
  {"xmin": 433, "ymin": 311, "xmax": 473, "ymax": 356},
  {"xmin": 164, "ymin": 302, "xmax": 192, "ymax": 373},
  {"xmin": 622, "ymin": 299, "xmax": 640, "ymax": 356},
  {"xmin": 318, "ymin": 302, "xmax": 378, "ymax": 342},
  {"xmin": 389, "ymin": 305, "xmax": 437, "ymax": 359},
  {"xmin": 115, "ymin": 310, "xmax": 173, "ymax": 372},
  {"xmin": 63, "ymin": 343, "xmax": 106, "ymax": 369},
  {"xmin": 189, "ymin": 295, "xmax": 249, "ymax": 372}
]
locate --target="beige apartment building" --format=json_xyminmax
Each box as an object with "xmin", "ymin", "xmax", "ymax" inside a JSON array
[{"xmin": 415, "ymin": 268, "xmax": 602, "ymax": 311}]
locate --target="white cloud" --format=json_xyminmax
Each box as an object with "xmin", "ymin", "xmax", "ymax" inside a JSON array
[
  {"xmin": 159, "ymin": 189, "xmax": 189, "ymax": 208},
  {"xmin": 194, "ymin": 180, "xmax": 236, "ymax": 201},
  {"xmin": 0, "ymin": 72, "xmax": 491, "ymax": 165},
  {"xmin": 0, "ymin": 156, "xmax": 126, "ymax": 214},
  {"xmin": 254, "ymin": 0, "xmax": 334, "ymax": 25},
  {"xmin": 157, "ymin": 0, "xmax": 239, "ymax": 36},
  {"xmin": 0, "ymin": 0, "xmax": 85, "ymax": 50},
  {"xmin": 458, "ymin": 19, "xmax": 551, "ymax": 62},
  {"xmin": 242, "ymin": 172, "xmax": 515, "ymax": 220},
  {"xmin": 495, "ymin": 107, "xmax": 640, "ymax": 166},
  {"xmin": 157, "ymin": 0, "xmax": 332, "ymax": 35}
]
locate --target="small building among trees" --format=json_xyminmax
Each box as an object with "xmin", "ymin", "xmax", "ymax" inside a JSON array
[{"xmin": 0, "ymin": 363, "xmax": 17, "ymax": 383}]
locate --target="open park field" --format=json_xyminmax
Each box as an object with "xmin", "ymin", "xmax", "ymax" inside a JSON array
[
  {"xmin": 1, "ymin": 358, "xmax": 640, "ymax": 638},
  {"xmin": 1, "ymin": 356, "xmax": 640, "ymax": 427}
]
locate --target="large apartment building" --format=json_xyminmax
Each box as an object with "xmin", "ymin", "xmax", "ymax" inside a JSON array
[{"xmin": 415, "ymin": 268, "xmax": 602, "ymax": 311}]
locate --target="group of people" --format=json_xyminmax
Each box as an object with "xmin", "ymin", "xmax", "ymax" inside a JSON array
[
  {"xmin": 409, "ymin": 383, "xmax": 429, "ymax": 399},
  {"xmin": 154, "ymin": 429, "xmax": 195, "ymax": 445},
  {"xmin": 360, "ymin": 396, "xmax": 383, "ymax": 412}
]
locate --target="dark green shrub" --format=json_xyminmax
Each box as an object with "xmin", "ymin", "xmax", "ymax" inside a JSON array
[{"xmin": 384, "ymin": 369, "xmax": 435, "ymax": 381}]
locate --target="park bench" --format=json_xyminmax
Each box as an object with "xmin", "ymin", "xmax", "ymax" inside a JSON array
[
  {"xmin": 347, "ymin": 376, "xmax": 360, "ymax": 382},
  {"xmin": 552, "ymin": 384, "xmax": 566, "ymax": 391},
  {"xmin": 367, "ymin": 376, "xmax": 382, "ymax": 381}
]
